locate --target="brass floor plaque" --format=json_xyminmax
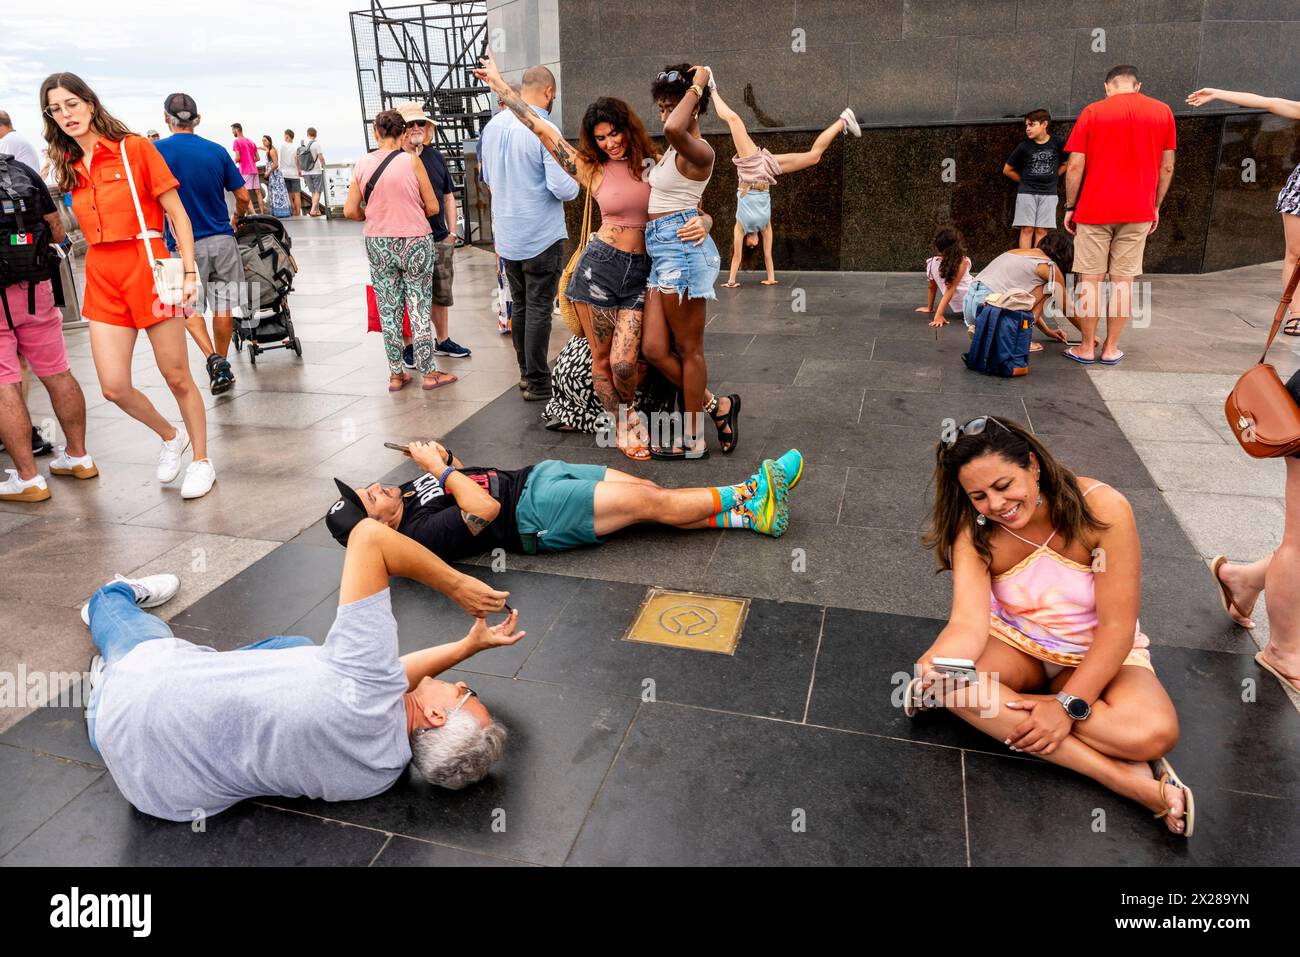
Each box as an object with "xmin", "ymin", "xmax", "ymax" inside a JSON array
[{"xmin": 623, "ymin": 588, "xmax": 750, "ymax": 655}]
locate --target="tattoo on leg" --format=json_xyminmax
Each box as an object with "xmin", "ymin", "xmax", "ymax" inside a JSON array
[
  {"xmin": 590, "ymin": 306, "xmax": 617, "ymax": 344},
  {"xmin": 592, "ymin": 370, "xmax": 619, "ymax": 415}
]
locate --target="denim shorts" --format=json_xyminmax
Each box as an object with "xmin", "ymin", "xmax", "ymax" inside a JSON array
[
  {"xmin": 565, "ymin": 237, "xmax": 651, "ymax": 310},
  {"xmin": 645, "ymin": 209, "xmax": 720, "ymax": 301},
  {"xmin": 514, "ymin": 459, "xmax": 608, "ymax": 553},
  {"xmin": 736, "ymin": 190, "xmax": 771, "ymax": 233}
]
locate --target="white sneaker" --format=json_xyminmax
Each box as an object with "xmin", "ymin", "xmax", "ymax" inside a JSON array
[
  {"xmin": 840, "ymin": 107, "xmax": 862, "ymax": 138},
  {"xmin": 0, "ymin": 468, "xmax": 50, "ymax": 502},
  {"xmin": 49, "ymin": 447, "xmax": 99, "ymax": 480},
  {"xmin": 181, "ymin": 458, "xmax": 216, "ymax": 499},
  {"xmin": 80, "ymin": 572, "xmax": 181, "ymax": 626},
  {"xmin": 85, "ymin": 653, "xmax": 105, "ymax": 721},
  {"xmin": 157, "ymin": 427, "xmax": 191, "ymax": 483}
]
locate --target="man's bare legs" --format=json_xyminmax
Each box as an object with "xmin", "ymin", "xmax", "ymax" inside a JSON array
[
  {"xmin": 1099, "ymin": 275, "xmax": 1132, "ymax": 362},
  {"xmin": 184, "ymin": 310, "xmax": 234, "ymax": 360},
  {"xmin": 1017, "ymin": 225, "xmax": 1048, "ymax": 250},
  {"xmin": 593, "ymin": 474, "xmax": 735, "ymax": 535},
  {"xmin": 1067, "ymin": 273, "xmax": 1105, "ymax": 361}
]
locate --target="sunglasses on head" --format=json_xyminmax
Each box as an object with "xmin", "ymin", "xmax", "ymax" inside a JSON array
[
  {"xmin": 942, "ymin": 415, "xmax": 1014, "ymax": 449},
  {"xmin": 657, "ymin": 70, "xmax": 684, "ymax": 84}
]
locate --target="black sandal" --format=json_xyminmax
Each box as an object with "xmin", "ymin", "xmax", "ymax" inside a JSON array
[
  {"xmin": 649, "ymin": 439, "xmax": 710, "ymax": 461},
  {"xmin": 709, "ymin": 393, "xmax": 741, "ymax": 454},
  {"xmin": 1285, "ymin": 316, "xmax": 1300, "ymax": 337}
]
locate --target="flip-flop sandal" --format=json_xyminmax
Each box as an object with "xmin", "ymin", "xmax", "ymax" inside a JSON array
[
  {"xmin": 1255, "ymin": 651, "xmax": 1300, "ymax": 694},
  {"xmin": 721, "ymin": 281, "xmax": 740, "ymax": 288},
  {"xmin": 1061, "ymin": 348, "xmax": 1095, "ymax": 365},
  {"xmin": 902, "ymin": 675, "xmax": 926, "ymax": 718},
  {"xmin": 1029, "ymin": 342, "xmax": 1044, "ymax": 353},
  {"xmin": 422, "ymin": 372, "xmax": 459, "ymax": 391},
  {"xmin": 1150, "ymin": 757, "xmax": 1195, "ymax": 838},
  {"xmin": 543, "ymin": 419, "xmax": 579, "ymax": 432},
  {"xmin": 1284, "ymin": 316, "xmax": 1300, "ymax": 337},
  {"xmin": 760, "ymin": 279, "xmax": 779, "ymax": 285},
  {"xmin": 649, "ymin": 444, "xmax": 710, "ymax": 461},
  {"xmin": 1098, "ymin": 352, "xmax": 1125, "ymax": 365},
  {"xmin": 1208, "ymin": 555, "xmax": 1254, "ymax": 628}
]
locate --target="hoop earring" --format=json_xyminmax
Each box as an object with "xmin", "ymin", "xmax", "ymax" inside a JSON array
[{"xmin": 975, "ymin": 513, "xmax": 987, "ymax": 526}]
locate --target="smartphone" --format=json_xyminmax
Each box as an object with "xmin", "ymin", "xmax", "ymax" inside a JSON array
[
  {"xmin": 383, "ymin": 442, "xmax": 409, "ymax": 452},
  {"xmin": 931, "ymin": 656, "xmax": 978, "ymax": 683}
]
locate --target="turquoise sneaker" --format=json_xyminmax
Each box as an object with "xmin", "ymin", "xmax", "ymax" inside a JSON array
[
  {"xmin": 772, "ymin": 449, "xmax": 804, "ymax": 490},
  {"xmin": 739, "ymin": 459, "xmax": 789, "ymax": 537}
]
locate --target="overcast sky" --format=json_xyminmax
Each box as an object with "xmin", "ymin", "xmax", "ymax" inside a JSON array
[{"xmin": 3, "ymin": 0, "xmax": 376, "ymax": 164}]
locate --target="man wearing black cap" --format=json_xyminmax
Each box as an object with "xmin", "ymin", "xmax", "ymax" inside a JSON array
[
  {"xmin": 326, "ymin": 441, "xmax": 804, "ymax": 560},
  {"xmin": 154, "ymin": 93, "xmax": 251, "ymax": 396}
]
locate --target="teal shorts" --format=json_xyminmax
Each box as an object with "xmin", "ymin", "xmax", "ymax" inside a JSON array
[{"xmin": 515, "ymin": 460, "xmax": 608, "ymax": 553}]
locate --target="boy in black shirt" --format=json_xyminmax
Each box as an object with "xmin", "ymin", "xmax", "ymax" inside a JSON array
[
  {"xmin": 325, "ymin": 442, "xmax": 805, "ymax": 560},
  {"xmin": 1003, "ymin": 109, "xmax": 1067, "ymax": 249}
]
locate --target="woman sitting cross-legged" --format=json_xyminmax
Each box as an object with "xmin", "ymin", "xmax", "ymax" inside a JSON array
[{"xmin": 912, "ymin": 415, "xmax": 1195, "ymax": 837}]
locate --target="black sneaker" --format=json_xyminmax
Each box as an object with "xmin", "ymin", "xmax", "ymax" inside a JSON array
[
  {"xmin": 402, "ymin": 344, "xmax": 416, "ymax": 369},
  {"xmin": 433, "ymin": 337, "xmax": 472, "ymax": 358},
  {"xmin": 207, "ymin": 354, "xmax": 235, "ymax": 396},
  {"xmin": 31, "ymin": 427, "xmax": 53, "ymax": 456}
]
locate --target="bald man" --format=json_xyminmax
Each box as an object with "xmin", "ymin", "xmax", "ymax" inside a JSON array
[{"xmin": 477, "ymin": 65, "xmax": 579, "ymax": 401}]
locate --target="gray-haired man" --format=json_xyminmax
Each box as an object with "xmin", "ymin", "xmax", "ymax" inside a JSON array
[{"xmin": 80, "ymin": 518, "xmax": 515, "ymax": 822}]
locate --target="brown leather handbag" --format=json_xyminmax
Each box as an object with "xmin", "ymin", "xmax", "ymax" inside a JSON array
[{"xmin": 1225, "ymin": 265, "xmax": 1300, "ymax": 458}]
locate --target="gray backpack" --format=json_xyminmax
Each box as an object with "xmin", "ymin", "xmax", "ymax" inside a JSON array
[{"xmin": 296, "ymin": 141, "xmax": 316, "ymax": 173}]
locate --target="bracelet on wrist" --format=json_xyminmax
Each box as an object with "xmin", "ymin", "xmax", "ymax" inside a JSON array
[{"xmin": 437, "ymin": 465, "xmax": 456, "ymax": 486}]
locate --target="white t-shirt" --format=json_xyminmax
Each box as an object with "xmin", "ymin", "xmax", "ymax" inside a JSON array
[
  {"xmin": 301, "ymin": 139, "xmax": 324, "ymax": 176},
  {"xmin": 280, "ymin": 140, "xmax": 300, "ymax": 178},
  {"xmin": 0, "ymin": 130, "xmax": 42, "ymax": 173}
]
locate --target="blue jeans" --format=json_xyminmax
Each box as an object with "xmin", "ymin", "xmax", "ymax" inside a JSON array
[
  {"xmin": 85, "ymin": 581, "xmax": 313, "ymax": 753},
  {"xmin": 645, "ymin": 209, "xmax": 720, "ymax": 301}
]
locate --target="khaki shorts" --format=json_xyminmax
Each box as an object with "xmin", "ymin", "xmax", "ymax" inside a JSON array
[
  {"xmin": 431, "ymin": 235, "xmax": 455, "ymax": 307},
  {"xmin": 1073, "ymin": 221, "xmax": 1150, "ymax": 277}
]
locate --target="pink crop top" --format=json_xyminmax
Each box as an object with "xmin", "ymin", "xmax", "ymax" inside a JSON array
[{"xmin": 593, "ymin": 159, "xmax": 650, "ymax": 228}]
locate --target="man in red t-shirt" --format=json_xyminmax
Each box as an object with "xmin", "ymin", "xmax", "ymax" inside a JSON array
[{"xmin": 1062, "ymin": 65, "xmax": 1176, "ymax": 365}]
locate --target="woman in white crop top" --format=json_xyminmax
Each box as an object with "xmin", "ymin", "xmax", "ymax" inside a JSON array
[{"xmin": 640, "ymin": 63, "xmax": 739, "ymax": 461}]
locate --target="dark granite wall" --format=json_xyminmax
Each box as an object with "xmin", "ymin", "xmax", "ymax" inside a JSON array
[
  {"xmin": 499, "ymin": 0, "xmax": 1300, "ymax": 273},
  {"xmin": 563, "ymin": 114, "xmax": 1297, "ymax": 274}
]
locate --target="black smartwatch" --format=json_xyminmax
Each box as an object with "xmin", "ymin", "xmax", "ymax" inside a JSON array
[{"xmin": 1056, "ymin": 692, "xmax": 1091, "ymax": 720}]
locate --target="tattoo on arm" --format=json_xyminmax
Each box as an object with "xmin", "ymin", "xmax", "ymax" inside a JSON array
[
  {"xmin": 461, "ymin": 510, "xmax": 492, "ymax": 536},
  {"xmin": 502, "ymin": 90, "xmax": 538, "ymax": 132},
  {"xmin": 501, "ymin": 87, "xmax": 579, "ymax": 176},
  {"xmin": 548, "ymin": 140, "xmax": 579, "ymax": 177}
]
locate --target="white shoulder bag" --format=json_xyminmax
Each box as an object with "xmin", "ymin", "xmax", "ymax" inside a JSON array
[{"xmin": 118, "ymin": 137, "xmax": 187, "ymax": 307}]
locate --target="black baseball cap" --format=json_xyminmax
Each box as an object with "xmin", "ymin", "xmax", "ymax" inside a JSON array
[
  {"xmin": 164, "ymin": 93, "xmax": 199, "ymax": 122},
  {"xmin": 326, "ymin": 479, "xmax": 367, "ymax": 546}
]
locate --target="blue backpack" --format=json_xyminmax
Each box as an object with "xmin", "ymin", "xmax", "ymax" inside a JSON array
[{"xmin": 962, "ymin": 301, "xmax": 1032, "ymax": 377}]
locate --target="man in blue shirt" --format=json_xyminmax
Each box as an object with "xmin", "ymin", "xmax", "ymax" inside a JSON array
[
  {"xmin": 396, "ymin": 101, "xmax": 471, "ymax": 365},
  {"xmin": 477, "ymin": 65, "xmax": 579, "ymax": 400},
  {"xmin": 154, "ymin": 93, "xmax": 251, "ymax": 395}
]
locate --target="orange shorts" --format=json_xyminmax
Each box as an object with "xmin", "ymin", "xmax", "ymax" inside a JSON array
[{"xmin": 83, "ymin": 238, "xmax": 174, "ymax": 329}]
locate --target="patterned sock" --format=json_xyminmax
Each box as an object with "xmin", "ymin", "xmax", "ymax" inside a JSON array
[
  {"xmin": 707, "ymin": 506, "xmax": 751, "ymax": 529},
  {"xmin": 709, "ymin": 475, "xmax": 759, "ymax": 513}
]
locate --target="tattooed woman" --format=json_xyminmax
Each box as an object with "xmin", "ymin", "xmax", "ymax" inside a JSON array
[{"xmin": 474, "ymin": 50, "xmax": 717, "ymax": 461}]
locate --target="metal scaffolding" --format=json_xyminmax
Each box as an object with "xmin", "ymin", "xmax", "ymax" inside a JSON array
[{"xmin": 349, "ymin": 0, "xmax": 493, "ymax": 242}]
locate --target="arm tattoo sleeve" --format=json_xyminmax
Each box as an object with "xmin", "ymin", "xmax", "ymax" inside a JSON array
[
  {"xmin": 461, "ymin": 510, "xmax": 493, "ymax": 536},
  {"xmin": 502, "ymin": 91, "xmax": 538, "ymax": 132}
]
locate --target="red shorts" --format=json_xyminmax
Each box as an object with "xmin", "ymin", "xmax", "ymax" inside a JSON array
[
  {"xmin": 1, "ymin": 281, "xmax": 71, "ymax": 384},
  {"xmin": 83, "ymin": 237, "xmax": 173, "ymax": 329}
]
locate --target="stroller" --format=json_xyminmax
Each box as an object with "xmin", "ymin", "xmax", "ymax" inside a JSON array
[{"xmin": 232, "ymin": 214, "xmax": 301, "ymax": 364}]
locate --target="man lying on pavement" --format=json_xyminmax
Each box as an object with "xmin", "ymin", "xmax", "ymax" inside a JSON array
[
  {"xmin": 324, "ymin": 441, "xmax": 805, "ymax": 561},
  {"xmin": 81, "ymin": 518, "xmax": 519, "ymax": 822}
]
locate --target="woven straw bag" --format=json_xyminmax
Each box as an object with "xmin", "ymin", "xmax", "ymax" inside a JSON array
[{"xmin": 557, "ymin": 182, "xmax": 593, "ymax": 338}]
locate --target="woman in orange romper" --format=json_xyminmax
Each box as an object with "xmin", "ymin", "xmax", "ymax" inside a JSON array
[{"xmin": 40, "ymin": 72, "xmax": 215, "ymax": 499}]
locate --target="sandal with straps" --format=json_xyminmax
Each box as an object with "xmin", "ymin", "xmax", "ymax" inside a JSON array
[
  {"xmin": 707, "ymin": 393, "xmax": 741, "ymax": 455},
  {"xmin": 1284, "ymin": 316, "xmax": 1300, "ymax": 337},
  {"xmin": 1150, "ymin": 757, "xmax": 1195, "ymax": 838}
]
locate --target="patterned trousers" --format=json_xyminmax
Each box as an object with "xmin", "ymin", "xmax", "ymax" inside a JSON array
[{"xmin": 365, "ymin": 234, "xmax": 436, "ymax": 375}]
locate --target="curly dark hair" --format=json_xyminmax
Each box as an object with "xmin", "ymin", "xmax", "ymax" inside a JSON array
[
  {"xmin": 578, "ymin": 98, "xmax": 658, "ymax": 181},
  {"xmin": 650, "ymin": 63, "xmax": 711, "ymax": 116},
  {"xmin": 374, "ymin": 109, "xmax": 406, "ymax": 141},
  {"xmin": 932, "ymin": 224, "xmax": 967, "ymax": 287}
]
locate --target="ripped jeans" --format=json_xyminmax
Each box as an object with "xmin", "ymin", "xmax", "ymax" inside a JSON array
[
  {"xmin": 565, "ymin": 237, "xmax": 651, "ymax": 310},
  {"xmin": 645, "ymin": 209, "xmax": 720, "ymax": 301}
]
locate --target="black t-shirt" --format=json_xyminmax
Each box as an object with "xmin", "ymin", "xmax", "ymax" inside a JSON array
[
  {"xmin": 1007, "ymin": 136, "xmax": 1066, "ymax": 195},
  {"xmin": 397, "ymin": 465, "xmax": 533, "ymax": 560},
  {"xmin": 417, "ymin": 146, "xmax": 455, "ymax": 241}
]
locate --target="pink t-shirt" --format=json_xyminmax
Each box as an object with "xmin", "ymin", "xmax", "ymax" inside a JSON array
[
  {"xmin": 926, "ymin": 255, "xmax": 972, "ymax": 311},
  {"xmin": 232, "ymin": 137, "xmax": 259, "ymax": 175},
  {"xmin": 351, "ymin": 149, "xmax": 431, "ymax": 239}
]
